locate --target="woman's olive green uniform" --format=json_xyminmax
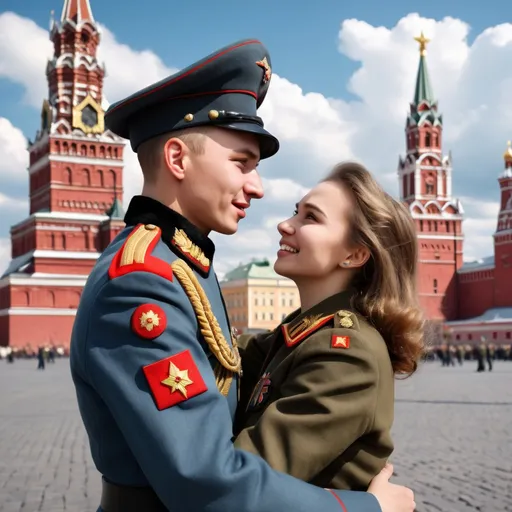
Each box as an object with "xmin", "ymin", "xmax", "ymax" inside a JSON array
[{"xmin": 233, "ymin": 290, "xmax": 394, "ymax": 491}]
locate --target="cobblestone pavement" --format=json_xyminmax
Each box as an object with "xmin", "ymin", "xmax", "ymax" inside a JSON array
[{"xmin": 0, "ymin": 359, "xmax": 511, "ymax": 512}]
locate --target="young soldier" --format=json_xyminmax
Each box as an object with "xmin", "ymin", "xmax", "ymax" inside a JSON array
[{"xmin": 70, "ymin": 39, "xmax": 415, "ymax": 512}]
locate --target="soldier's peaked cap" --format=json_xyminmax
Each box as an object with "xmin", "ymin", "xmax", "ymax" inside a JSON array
[{"xmin": 105, "ymin": 39, "xmax": 279, "ymax": 159}]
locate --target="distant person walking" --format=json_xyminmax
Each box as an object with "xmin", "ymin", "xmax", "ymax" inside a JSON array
[
  {"xmin": 475, "ymin": 344, "xmax": 485, "ymax": 372},
  {"xmin": 37, "ymin": 347, "xmax": 45, "ymax": 370},
  {"xmin": 486, "ymin": 344, "xmax": 494, "ymax": 371}
]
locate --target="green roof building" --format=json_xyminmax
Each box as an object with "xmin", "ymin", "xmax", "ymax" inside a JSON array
[{"xmin": 220, "ymin": 258, "xmax": 298, "ymax": 334}]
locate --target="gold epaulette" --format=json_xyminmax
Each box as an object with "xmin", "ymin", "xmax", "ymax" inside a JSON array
[{"xmin": 108, "ymin": 223, "xmax": 173, "ymax": 281}]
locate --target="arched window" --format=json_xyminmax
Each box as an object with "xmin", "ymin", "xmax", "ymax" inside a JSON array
[
  {"xmin": 83, "ymin": 169, "xmax": 91, "ymax": 186},
  {"xmin": 64, "ymin": 168, "xmax": 72, "ymax": 185}
]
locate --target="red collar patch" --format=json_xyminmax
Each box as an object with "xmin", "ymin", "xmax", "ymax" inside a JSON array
[{"xmin": 281, "ymin": 314, "xmax": 335, "ymax": 348}]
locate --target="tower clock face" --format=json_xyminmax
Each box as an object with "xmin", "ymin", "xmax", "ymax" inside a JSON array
[
  {"xmin": 72, "ymin": 95, "xmax": 104, "ymax": 134},
  {"xmin": 81, "ymin": 105, "xmax": 99, "ymax": 128}
]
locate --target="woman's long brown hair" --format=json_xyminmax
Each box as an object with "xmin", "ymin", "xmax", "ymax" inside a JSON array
[{"xmin": 324, "ymin": 162, "xmax": 426, "ymax": 377}]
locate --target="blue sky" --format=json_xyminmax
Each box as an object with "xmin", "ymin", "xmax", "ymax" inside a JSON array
[
  {"xmin": 0, "ymin": 0, "xmax": 510, "ymax": 273},
  {"xmin": 1, "ymin": 0, "xmax": 507, "ymax": 135}
]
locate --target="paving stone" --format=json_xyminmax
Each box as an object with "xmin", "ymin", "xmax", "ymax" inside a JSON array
[{"xmin": 0, "ymin": 358, "xmax": 510, "ymax": 511}]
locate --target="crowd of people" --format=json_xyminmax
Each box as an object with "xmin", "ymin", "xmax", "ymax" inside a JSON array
[
  {"xmin": 424, "ymin": 343, "xmax": 511, "ymax": 370},
  {"xmin": 1, "ymin": 345, "xmax": 67, "ymax": 366}
]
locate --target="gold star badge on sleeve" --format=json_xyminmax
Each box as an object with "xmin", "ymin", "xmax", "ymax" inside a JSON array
[
  {"xmin": 161, "ymin": 362, "xmax": 193, "ymax": 398},
  {"xmin": 143, "ymin": 350, "xmax": 208, "ymax": 410}
]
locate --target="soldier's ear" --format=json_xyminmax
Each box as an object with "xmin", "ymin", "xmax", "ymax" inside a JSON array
[{"xmin": 163, "ymin": 137, "xmax": 188, "ymax": 181}]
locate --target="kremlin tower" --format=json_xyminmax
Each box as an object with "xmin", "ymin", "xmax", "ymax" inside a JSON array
[
  {"xmin": 0, "ymin": 0, "xmax": 125, "ymax": 349},
  {"xmin": 398, "ymin": 32, "xmax": 512, "ymax": 345},
  {"xmin": 398, "ymin": 32, "xmax": 464, "ymax": 323},
  {"xmin": 493, "ymin": 143, "xmax": 512, "ymax": 307}
]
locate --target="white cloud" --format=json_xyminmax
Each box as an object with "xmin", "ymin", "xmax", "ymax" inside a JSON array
[
  {"xmin": 0, "ymin": 238, "xmax": 11, "ymax": 276},
  {"xmin": 460, "ymin": 196, "xmax": 500, "ymax": 219},
  {"xmin": 121, "ymin": 148, "xmax": 144, "ymax": 208},
  {"xmin": 259, "ymin": 76, "xmax": 355, "ymax": 167},
  {"xmin": 0, "ymin": 118, "xmax": 28, "ymax": 185},
  {"xmin": 96, "ymin": 24, "xmax": 176, "ymax": 107},
  {"xmin": 0, "ymin": 12, "xmax": 52, "ymax": 107},
  {"xmin": 0, "ymin": 192, "xmax": 28, "ymax": 209},
  {"xmin": 1, "ymin": 11, "xmax": 511, "ymax": 276},
  {"xmin": 460, "ymin": 197, "xmax": 500, "ymax": 262},
  {"xmin": 211, "ymin": 225, "xmax": 276, "ymax": 279},
  {"xmin": 261, "ymin": 178, "xmax": 310, "ymax": 202}
]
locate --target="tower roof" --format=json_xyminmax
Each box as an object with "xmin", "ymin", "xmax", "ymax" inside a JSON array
[
  {"xmin": 413, "ymin": 32, "xmax": 435, "ymax": 106},
  {"xmin": 61, "ymin": 0, "xmax": 94, "ymax": 24},
  {"xmin": 222, "ymin": 259, "xmax": 281, "ymax": 282},
  {"xmin": 503, "ymin": 141, "xmax": 512, "ymax": 162},
  {"xmin": 106, "ymin": 197, "xmax": 125, "ymax": 220}
]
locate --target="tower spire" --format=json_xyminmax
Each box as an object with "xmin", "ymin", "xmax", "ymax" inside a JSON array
[
  {"xmin": 503, "ymin": 140, "xmax": 512, "ymax": 169},
  {"xmin": 413, "ymin": 32, "xmax": 435, "ymax": 106},
  {"xmin": 397, "ymin": 31, "xmax": 464, "ymax": 322},
  {"xmin": 61, "ymin": 0, "xmax": 94, "ymax": 24}
]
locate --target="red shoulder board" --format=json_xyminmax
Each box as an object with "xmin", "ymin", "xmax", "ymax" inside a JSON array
[
  {"xmin": 109, "ymin": 224, "xmax": 173, "ymax": 281},
  {"xmin": 281, "ymin": 313, "xmax": 335, "ymax": 348},
  {"xmin": 143, "ymin": 350, "xmax": 208, "ymax": 410}
]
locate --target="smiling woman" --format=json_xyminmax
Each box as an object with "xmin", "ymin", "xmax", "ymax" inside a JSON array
[{"xmin": 234, "ymin": 160, "xmax": 426, "ymax": 493}]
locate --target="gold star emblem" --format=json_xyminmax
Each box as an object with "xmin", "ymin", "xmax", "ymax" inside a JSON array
[
  {"xmin": 256, "ymin": 57, "xmax": 272, "ymax": 83},
  {"xmin": 161, "ymin": 362, "xmax": 194, "ymax": 398},
  {"xmin": 334, "ymin": 336, "xmax": 350, "ymax": 348},
  {"xmin": 414, "ymin": 31, "xmax": 430, "ymax": 56},
  {"xmin": 140, "ymin": 310, "xmax": 160, "ymax": 332}
]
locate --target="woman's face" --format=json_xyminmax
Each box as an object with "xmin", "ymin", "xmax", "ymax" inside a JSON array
[{"xmin": 274, "ymin": 180, "xmax": 357, "ymax": 280}]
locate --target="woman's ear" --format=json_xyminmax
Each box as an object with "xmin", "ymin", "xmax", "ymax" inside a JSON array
[{"xmin": 341, "ymin": 246, "xmax": 370, "ymax": 268}]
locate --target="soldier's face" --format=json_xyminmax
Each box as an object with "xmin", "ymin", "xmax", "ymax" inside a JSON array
[
  {"xmin": 181, "ymin": 128, "xmax": 264, "ymax": 234},
  {"xmin": 274, "ymin": 181, "xmax": 359, "ymax": 281}
]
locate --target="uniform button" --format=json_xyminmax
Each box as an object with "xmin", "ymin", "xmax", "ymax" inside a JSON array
[{"xmin": 145, "ymin": 224, "xmax": 157, "ymax": 231}]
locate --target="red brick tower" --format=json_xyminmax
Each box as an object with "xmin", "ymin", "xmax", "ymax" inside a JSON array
[
  {"xmin": 494, "ymin": 143, "xmax": 512, "ymax": 307},
  {"xmin": 397, "ymin": 33, "xmax": 464, "ymax": 323},
  {"xmin": 0, "ymin": 0, "xmax": 125, "ymax": 349}
]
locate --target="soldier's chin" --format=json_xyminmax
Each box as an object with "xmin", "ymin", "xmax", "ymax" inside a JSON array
[{"xmin": 213, "ymin": 218, "xmax": 239, "ymax": 235}]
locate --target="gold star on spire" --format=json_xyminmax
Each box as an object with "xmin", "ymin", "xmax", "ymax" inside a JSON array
[
  {"xmin": 414, "ymin": 32, "xmax": 430, "ymax": 56},
  {"xmin": 161, "ymin": 362, "xmax": 193, "ymax": 398}
]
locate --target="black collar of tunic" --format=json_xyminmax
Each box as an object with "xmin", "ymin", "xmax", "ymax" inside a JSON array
[{"xmin": 124, "ymin": 195, "xmax": 215, "ymax": 277}]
